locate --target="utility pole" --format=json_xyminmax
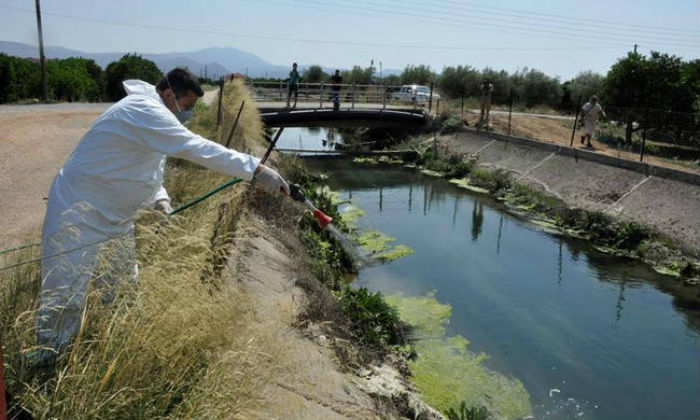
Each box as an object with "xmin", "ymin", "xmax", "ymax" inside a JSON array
[
  {"xmin": 633, "ymin": 44, "xmax": 638, "ymax": 54},
  {"xmin": 35, "ymin": 0, "xmax": 48, "ymax": 101}
]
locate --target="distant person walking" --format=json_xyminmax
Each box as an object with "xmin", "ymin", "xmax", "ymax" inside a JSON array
[
  {"xmin": 579, "ymin": 95, "xmax": 606, "ymax": 147},
  {"xmin": 286, "ymin": 62, "xmax": 300, "ymax": 108},
  {"xmin": 479, "ymin": 79, "xmax": 494, "ymax": 122},
  {"xmin": 330, "ymin": 69, "xmax": 343, "ymax": 111}
]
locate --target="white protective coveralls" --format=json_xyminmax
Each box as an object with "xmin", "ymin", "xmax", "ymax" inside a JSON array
[{"xmin": 38, "ymin": 80, "xmax": 260, "ymax": 351}]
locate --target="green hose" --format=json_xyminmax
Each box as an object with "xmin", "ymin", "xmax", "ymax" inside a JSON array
[
  {"xmin": 170, "ymin": 177, "xmax": 243, "ymax": 215},
  {"xmin": 0, "ymin": 242, "xmax": 40, "ymax": 256}
]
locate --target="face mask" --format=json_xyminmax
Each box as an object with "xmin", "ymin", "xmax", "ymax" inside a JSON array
[
  {"xmin": 175, "ymin": 108, "xmax": 193, "ymax": 123},
  {"xmin": 165, "ymin": 76, "xmax": 194, "ymax": 123}
]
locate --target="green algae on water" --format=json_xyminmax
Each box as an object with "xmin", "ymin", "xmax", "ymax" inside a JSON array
[
  {"xmin": 339, "ymin": 205, "xmax": 366, "ymax": 229},
  {"xmin": 420, "ymin": 168, "xmax": 445, "ymax": 178},
  {"xmin": 385, "ymin": 291, "xmax": 451, "ymax": 337},
  {"xmin": 386, "ymin": 292, "xmax": 532, "ymax": 419},
  {"xmin": 376, "ymin": 244, "xmax": 414, "ymax": 262},
  {"xmin": 358, "ymin": 230, "xmax": 395, "ymax": 252},
  {"xmin": 357, "ymin": 230, "xmax": 415, "ymax": 262},
  {"xmin": 449, "ymin": 178, "xmax": 490, "ymax": 194},
  {"xmin": 353, "ymin": 157, "xmax": 379, "ymax": 165},
  {"xmin": 316, "ymin": 185, "xmax": 349, "ymax": 205}
]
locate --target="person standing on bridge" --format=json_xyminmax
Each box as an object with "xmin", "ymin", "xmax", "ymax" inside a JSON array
[
  {"xmin": 479, "ymin": 78, "xmax": 494, "ymax": 123},
  {"xmin": 330, "ymin": 69, "xmax": 343, "ymax": 111},
  {"xmin": 35, "ymin": 68, "xmax": 289, "ymax": 366},
  {"xmin": 286, "ymin": 62, "xmax": 300, "ymax": 109},
  {"xmin": 579, "ymin": 95, "xmax": 606, "ymax": 147}
]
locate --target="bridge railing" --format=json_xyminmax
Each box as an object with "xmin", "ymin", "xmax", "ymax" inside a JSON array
[{"xmin": 249, "ymin": 81, "xmax": 435, "ymax": 111}]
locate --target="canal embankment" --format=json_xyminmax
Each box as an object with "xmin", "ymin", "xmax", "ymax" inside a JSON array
[{"xmin": 437, "ymin": 130, "xmax": 700, "ymax": 259}]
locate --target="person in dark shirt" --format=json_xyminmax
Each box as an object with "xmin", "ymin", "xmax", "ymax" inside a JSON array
[
  {"xmin": 286, "ymin": 62, "xmax": 300, "ymax": 108},
  {"xmin": 330, "ymin": 69, "xmax": 343, "ymax": 111}
]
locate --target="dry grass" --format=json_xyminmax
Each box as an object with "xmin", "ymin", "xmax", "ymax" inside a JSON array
[
  {"xmin": 190, "ymin": 78, "xmax": 267, "ymax": 157},
  {"xmin": 0, "ymin": 80, "xmax": 283, "ymax": 419}
]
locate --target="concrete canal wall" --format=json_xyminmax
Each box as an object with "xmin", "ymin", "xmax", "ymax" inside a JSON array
[{"xmin": 439, "ymin": 130, "xmax": 700, "ymax": 256}]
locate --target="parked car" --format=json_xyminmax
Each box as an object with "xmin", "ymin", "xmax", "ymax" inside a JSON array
[{"xmin": 391, "ymin": 85, "xmax": 440, "ymax": 103}]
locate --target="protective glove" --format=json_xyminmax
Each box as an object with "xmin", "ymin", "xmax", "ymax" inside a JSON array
[
  {"xmin": 254, "ymin": 164, "xmax": 290, "ymax": 196},
  {"xmin": 154, "ymin": 198, "xmax": 173, "ymax": 214}
]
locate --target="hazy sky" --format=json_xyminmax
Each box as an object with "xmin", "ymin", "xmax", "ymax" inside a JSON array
[{"xmin": 1, "ymin": 0, "xmax": 698, "ymax": 79}]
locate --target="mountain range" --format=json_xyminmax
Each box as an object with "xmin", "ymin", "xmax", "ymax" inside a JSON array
[{"xmin": 0, "ymin": 40, "xmax": 400, "ymax": 79}]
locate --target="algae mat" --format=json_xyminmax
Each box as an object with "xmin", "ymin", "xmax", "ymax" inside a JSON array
[{"xmin": 386, "ymin": 292, "xmax": 532, "ymax": 419}]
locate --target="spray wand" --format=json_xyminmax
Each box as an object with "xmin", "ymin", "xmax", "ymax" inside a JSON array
[
  {"xmin": 255, "ymin": 127, "xmax": 333, "ymax": 230},
  {"xmin": 289, "ymin": 184, "xmax": 333, "ymax": 229}
]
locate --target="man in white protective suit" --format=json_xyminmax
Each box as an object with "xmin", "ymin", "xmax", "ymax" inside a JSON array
[{"xmin": 36, "ymin": 68, "xmax": 289, "ymax": 363}]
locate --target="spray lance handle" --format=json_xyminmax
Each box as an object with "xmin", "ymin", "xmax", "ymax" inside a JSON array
[
  {"xmin": 289, "ymin": 183, "xmax": 306, "ymax": 203},
  {"xmin": 289, "ymin": 183, "xmax": 333, "ymax": 229}
]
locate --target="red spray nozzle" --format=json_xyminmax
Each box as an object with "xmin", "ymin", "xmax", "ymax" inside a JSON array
[
  {"xmin": 290, "ymin": 184, "xmax": 333, "ymax": 229},
  {"xmin": 313, "ymin": 208, "xmax": 333, "ymax": 229}
]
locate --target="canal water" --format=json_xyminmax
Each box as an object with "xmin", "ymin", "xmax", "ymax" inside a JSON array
[{"xmin": 286, "ymin": 129, "xmax": 700, "ymax": 420}]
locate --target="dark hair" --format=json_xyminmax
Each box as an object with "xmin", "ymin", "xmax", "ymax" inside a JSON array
[{"xmin": 156, "ymin": 68, "xmax": 204, "ymax": 97}]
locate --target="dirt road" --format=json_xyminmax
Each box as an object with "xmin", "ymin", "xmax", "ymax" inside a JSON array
[
  {"xmin": 464, "ymin": 111, "xmax": 698, "ymax": 174},
  {"xmin": 0, "ymin": 105, "xmax": 108, "ymax": 248}
]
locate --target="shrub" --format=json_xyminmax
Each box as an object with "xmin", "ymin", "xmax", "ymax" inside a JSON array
[
  {"xmin": 469, "ymin": 168, "xmax": 512, "ymax": 193},
  {"xmin": 105, "ymin": 54, "xmax": 162, "ymax": 101},
  {"xmin": 336, "ymin": 286, "xmax": 405, "ymax": 347},
  {"xmin": 445, "ymin": 401, "xmax": 490, "ymax": 420}
]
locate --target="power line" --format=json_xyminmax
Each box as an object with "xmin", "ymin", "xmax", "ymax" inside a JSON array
[
  {"xmin": 0, "ymin": 4, "xmax": 634, "ymax": 52},
  {"xmin": 257, "ymin": 0, "xmax": 698, "ymax": 49},
  {"xmin": 431, "ymin": 0, "xmax": 700, "ymax": 35},
  {"xmin": 371, "ymin": 0, "xmax": 699, "ymax": 42}
]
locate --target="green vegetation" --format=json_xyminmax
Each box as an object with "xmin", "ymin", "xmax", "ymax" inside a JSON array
[
  {"xmin": 445, "ymin": 402, "xmax": 490, "ymax": 420},
  {"xmin": 336, "ymin": 286, "xmax": 405, "ymax": 346},
  {"xmin": 357, "ymin": 229, "xmax": 415, "ymax": 262},
  {"xmin": 401, "ymin": 64, "xmax": 436, "ymax": 85},
  {"xmin": 0, "ymin": 54, "xmax": 104, "ymax": 102},
  {"xmin": 386, "ymin": 292, "xmax": 532, "ymax": 419},
  {"xmin": 604, "ymin": 51, "xmax": 699, "ymax": 145},
  {"xmin": 0, "ymin": 53, "xmax": 163, "ymax": 103},
  {"xmin": 105, "ymin": 54, "xmax": 163, "ymax": 101},
  {"xmin": 419, "ymin": 148, "xmax": 474, "ymax": 179}
]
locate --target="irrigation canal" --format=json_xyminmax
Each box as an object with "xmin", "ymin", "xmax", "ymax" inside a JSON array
[{"xmin": 282, "ymin": 128, "xmax": 700, "ymax": 420}]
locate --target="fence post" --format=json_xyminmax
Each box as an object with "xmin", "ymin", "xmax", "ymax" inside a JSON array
[
  {"xmin": 570, "ymin": 95, "xmax": 582, "ymax": 147},
  {"xmin": 640, "ymin": 108, "xmax": 649, "ymax": 162},
  {"xmin": 279, "ymin": 82, "xmax": 282, "ymax": 100},
  {"xmin": 216, "ymin": 77, "xmax": 224, "ymax": 130},
  {"xmin": 507, "ymin": 90, "xmax": 514, "ymax": 136},
  {"xmin": 351, "ymin": 84, "xmax": 356, "ymax": 109},
  {"xmin": 436, "ymin": 98, "xmax": 440, "ymax": 115},
  {"xmin": 428, "ymin": 82, "xmax": 434, "ymax": 113},
  {"xmin": 382, "ymin": 85, "xmax": 387, "ymax": 110},
  {"xmin": 320, "ymin": 82, "xmax": 324, "ymax": 109},
  {"xmin": 461, "ymin": 94, "xmax": 464, "ymax": 117},
  {"xmin": 225, "ymin": 101, "xmax": 246, "ymax": 149}
]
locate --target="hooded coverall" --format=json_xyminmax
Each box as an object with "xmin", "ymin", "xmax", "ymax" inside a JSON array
[{"xmin": 38, "ymin": 80, "xmax": 260, "ymax": 351}]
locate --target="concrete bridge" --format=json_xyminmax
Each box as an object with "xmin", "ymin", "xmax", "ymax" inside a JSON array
[{"xmin": 259, "ymin": 107, "xmax": 430, "ymax": 128}]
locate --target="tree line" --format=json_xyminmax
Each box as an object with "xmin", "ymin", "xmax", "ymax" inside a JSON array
[
  {"xmin": 0, "ymin": 53, "xmax": 163, "ymax": 103},
  {"xmin": 2, "ymin": 50, "xmax": 698, "ymax": 145},
  {"xmin": 292, "ymin": 51, "xmax": 699, "ymax": 144}
]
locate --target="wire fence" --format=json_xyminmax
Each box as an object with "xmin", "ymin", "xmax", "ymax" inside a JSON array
[{"xmin": 449, "ymin": 93, "xmax": 700, "ymax": 171}]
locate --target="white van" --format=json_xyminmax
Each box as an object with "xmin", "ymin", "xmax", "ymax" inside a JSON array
[{"xmin": 391, "ymin": 85, "xmax": 439, "ymax": 103}]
